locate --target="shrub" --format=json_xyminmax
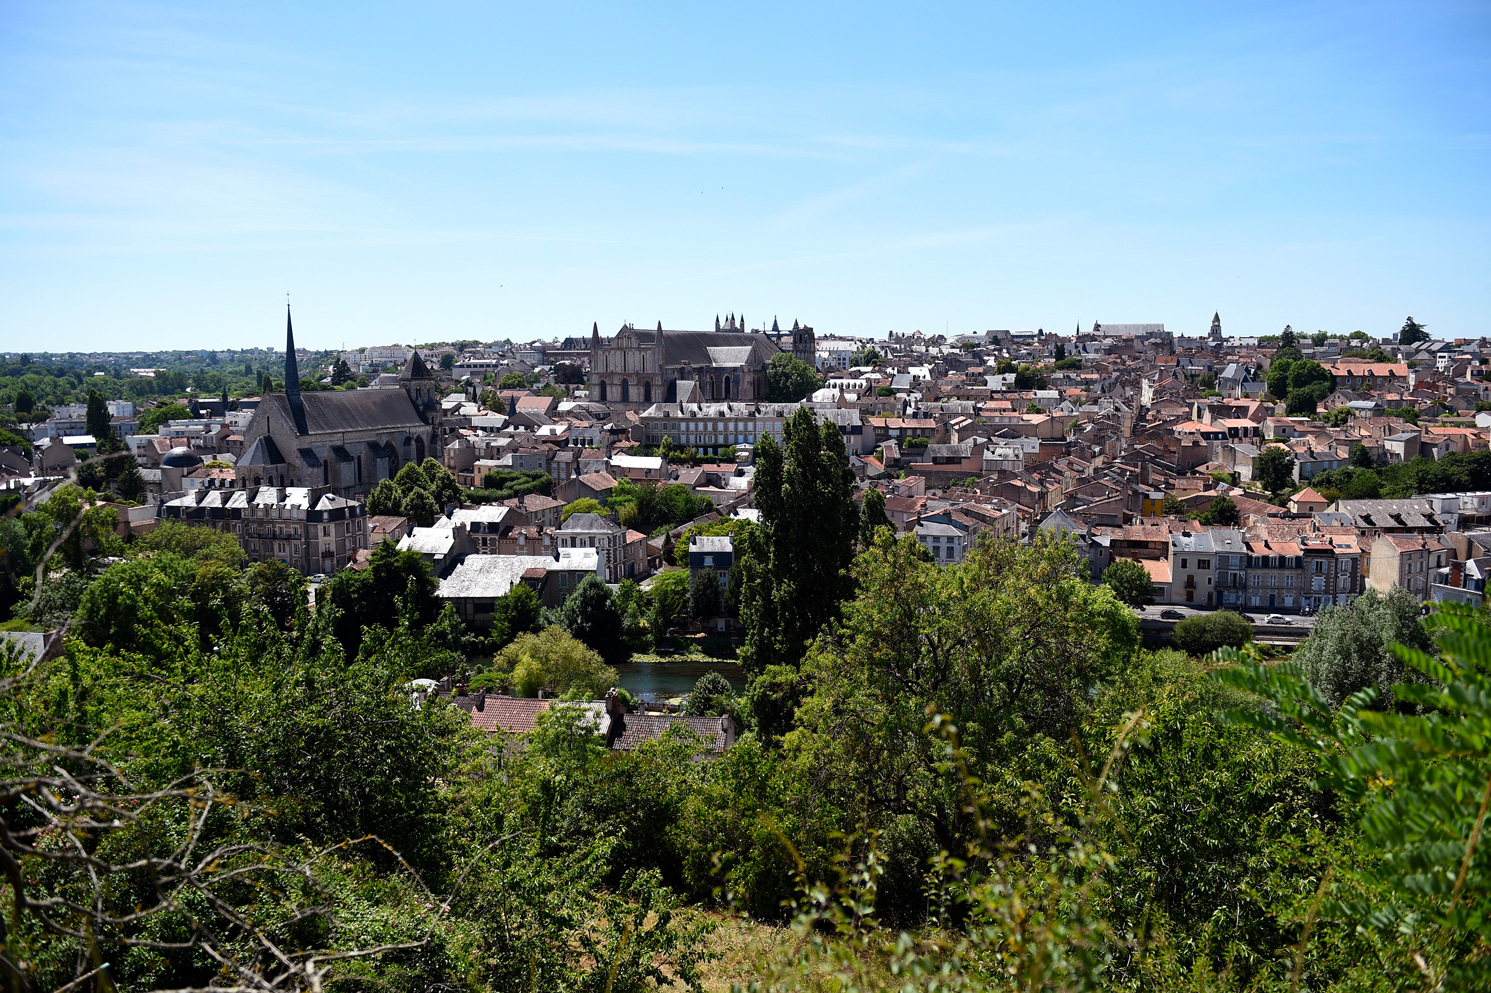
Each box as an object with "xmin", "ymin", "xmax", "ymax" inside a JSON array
[{"xmin": 1172, "ymin": 610, "xmax": 1252, "ymax": 656}]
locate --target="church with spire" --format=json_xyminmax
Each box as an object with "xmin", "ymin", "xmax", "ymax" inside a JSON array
[
  {"xmin": 588, "ymin": 313, "xmax": 814, "ymax": 409},
  {"xmin": 236, "ymin": 305, "xmax": 443, "ymax": 499}
]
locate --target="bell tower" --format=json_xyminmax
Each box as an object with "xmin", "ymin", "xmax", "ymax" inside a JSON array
[{"xmin": 791, "ymin": 319, "xmax": 816, "ymax": 367}]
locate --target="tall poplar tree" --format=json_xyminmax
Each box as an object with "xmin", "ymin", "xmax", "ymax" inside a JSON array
[{"xmin": 740, "ymin": 407, "xmax": 857, "ymax": 672}]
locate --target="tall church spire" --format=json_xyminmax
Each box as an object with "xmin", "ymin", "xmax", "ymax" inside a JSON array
[{"xmin": 284, "ymin": 303, "xmax": 308, "ymax": 435}]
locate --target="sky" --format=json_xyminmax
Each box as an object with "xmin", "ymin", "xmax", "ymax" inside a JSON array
[{"xmin": 0, "ymin": 1, "xmax": 1488, "ymax": 351}]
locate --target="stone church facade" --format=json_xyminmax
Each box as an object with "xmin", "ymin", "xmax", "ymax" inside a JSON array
[
  {"xmin": 588, "ymin": 315, "xmax": 815, "ymax": 410},
  {"xmin": 236, "ymin": 309, "xmax": 443, "ymax": 500}
]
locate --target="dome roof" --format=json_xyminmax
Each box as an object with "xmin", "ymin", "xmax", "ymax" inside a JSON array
[{"xmin": 161, "ymin": 447, "xmax": 204, "ymax": 469}]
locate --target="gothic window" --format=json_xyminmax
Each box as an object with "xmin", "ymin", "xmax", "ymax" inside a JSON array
[
  {"xmin": 600, "ymin": 380, "xmax": 608, "ymax": 402},
  {"xmin": 733, "ymin": 373, "xmax": 741, "ymax": 397},
  {"xmin": 722, "ymin": 376, "xmax": 730, "ymax": 399},
  {"xmin": 621, "ymin": 379, "xmax": 630, "ymax": 402},
  {"xmin": 644, "ymin": 381, "xmax": 652, "ymax": 403},
  {"xmin": 666, "ymin": 379, "xmax": 677, "ymax": 402},
  {"xmin": 416, "ymin": 436, "xmax": 426, "ymax": 462}
]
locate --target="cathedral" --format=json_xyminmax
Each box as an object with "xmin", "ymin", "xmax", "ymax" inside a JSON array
[
  {"xmin": 236, "ymin": 307, "xmax": 442, "ymax": 499},
  {"xmin": 588, "ymin": 314, "xmax": 815, "ymax": 409}
]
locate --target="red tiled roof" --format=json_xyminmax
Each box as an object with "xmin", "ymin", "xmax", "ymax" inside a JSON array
[{"xmin": 451, "ymin": 695, "xmax": 552, "ymax": 734}]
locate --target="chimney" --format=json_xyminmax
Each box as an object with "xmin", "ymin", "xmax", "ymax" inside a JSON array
[{"xmin": 475, "ymin": 688, "xmax": 486, "ymax": 712}]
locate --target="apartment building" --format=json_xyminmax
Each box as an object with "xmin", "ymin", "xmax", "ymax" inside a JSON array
[
  {"xmin": 556, "ymin": 512, "xmax": 647, "ymax": 582},
  {"xmin": 1168, "ymin": 528, "xmax": 1246, "ymax": 608},
  {"xmin": 1244, "ymin": 538, "xmax": 1303, "ymax": 612},
  {"xmin": 1368, "ymin": 533, "xmax": 1451, "ymax": 600},
  {"xmin": 159, "ymin": 484, "xmax": 368, "ymax": 575}
]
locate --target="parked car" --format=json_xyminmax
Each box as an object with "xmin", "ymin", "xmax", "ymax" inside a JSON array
[
  {"xmin": 1159, "ymin": 609, "xmax": 1184, "ymax": 620},
  {"xmin": 1264, "ymin": 613, "xmax": 1291, "ymax": 625}
]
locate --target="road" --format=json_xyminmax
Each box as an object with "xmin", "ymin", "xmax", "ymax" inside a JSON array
[{"xmin": 1134, "ymin": 604, "xmax": 1320, "ymax": 636}]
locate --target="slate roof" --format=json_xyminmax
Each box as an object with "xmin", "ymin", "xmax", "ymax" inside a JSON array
[
  {"xmin": 599, "ymin": 329, "xmax": 781, "ymax": 369},
  {"xmin": 261, "ymin": 389, "xmax": 426, "ymax": 436},
  {"xmin": 605, "ymin": 713, "xmax": 734, "ymax": 753},
  {"xmin": 239, "ymin": 436, "xmax": 285, "ymax": 466}
]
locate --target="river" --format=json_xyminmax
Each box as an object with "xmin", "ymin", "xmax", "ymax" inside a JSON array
[{"xmin": 612, "ymin": 658, "xmax": 746, "ymax": 702}]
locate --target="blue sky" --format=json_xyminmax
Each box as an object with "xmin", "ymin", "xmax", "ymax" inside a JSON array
[{"xmin": 0, "ymin": 1, "xmax": 1487, "ymax": 350}]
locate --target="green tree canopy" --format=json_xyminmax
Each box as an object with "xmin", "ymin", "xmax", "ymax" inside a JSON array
[
  {"xmin": 366, "ymin": 477, "xmax": 403, "ymax": 517},
  {"xmin": 740, "ymin": 407, "xmax": 857, "ymax": 672},
  {"xmin": 1292, "ymin": 586, "xmax": 1433, "ymax": 708},
  {"xmin": 1253, "ymin": 445, "xmax": 1296, "ymax": 494},
  {"xmin": 858, "ymin": 486, "xmax": 891, "ymax": 546},
  {"xmin": 684, "ymin": 670, "xmax": 735, "ymax": 717},
  {"xmin": 138, "ymin": 401, "xmax": 193, "ymax": 434},
  {"xmin": 1172, "ymin": 609, "xmax": 1252, "ymax": 656},
  {"xmin": 497, "ymin": 625, "xmax": 618, "ymax": 698},
  {"xmin": 765, "ymin": 352, "xmax": 820, "ymax": 402},
  {"xmin": 317, "ymin": 541, "xmax": 440, "ymax": 655},
  {"xmin": 557, "ymin": 574, "xmax": 626, "ymax": 664},
  {"xmin": 1102, "ymin": 557, "xmax": 1155, "ymax": 607},
  {"xmin": 688, "ymin": 567, "xmax": 721, "ymax": 620},
  {"xmin": 562, "ymin": 497, "xmax": 605, "ymax": 521},
  {"xmin": 1198, "ymin": 495, "xmax": 1241, "ymax": 526},
  {"xmin": 1398, "ymin": 315, "xmax": 1428, "ymax": 346}
]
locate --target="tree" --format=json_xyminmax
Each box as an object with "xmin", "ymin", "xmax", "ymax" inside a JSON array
[
  {"xmin": 1265, "ymin": 358, "xmax": 1294, "ymax": 400},
  {"xmin": 1279, "ymin": 324, "xmax": 1297, "ymax": 349},
  {"xmin": 1215, "ymin": 603, "xmax": 1491, "ymax": 989},
  {"xmin": 1311, "ymin": 331, "xmax": 1329, "ymax": 346},
  {"xmin": 1160, "ymin": 492, "xmax": 1189, "ymax": 517},
  {"xmin": 859, "ymin": 487, "xmax": 891, "ymax": 546},
  {"xmin": 1325, "ymin": 406, "xmax": 1354, "ymax": 427},
  {"xmin": 393, "ymin": 461, "xmax": 430, "ymax": 493},
  {"xmin": 1291, "ymin": 586, "xmax": 1432, "ymax": 708},
  {"xmin": 1386, "ymin": 405, "xmax": 1420, "ymax": 425},
  {"xmin": 646, "ymin": 568, "xmax": 689, "ymax": 633},
  {"xmin": 366, "ymin": 478, "xmax": 403, "ymax": 517},
  {"xmin": 420, "ymin": 456, "xmax": 463, "ymax": 508},
  {"xmin": 317, "ymin": 541, "xmax": 440, "ymax": 655},
  {"xmin": 439, "ymin": 351, "xmax": 455, "ymax": 371},
  {"xmin": 1013, "ymin": 364, "xmax": 1047, "ymax": 390},
  {"xmin": 114, "ymin": 460, "xmax": 146, "ymax": 501},
  {"xmin": 684, "ymin": 671, "xmax": 734, "ymax": 717},
  {"xmin": 1172, "ymin": 610, "xmax": 1252, "ymax": 656},
  {"xmin": 765, "ymin": 352, "xmax": 820, "ymax": 402},
  {"xmin": 138, "ymin": 401, "xmax": 192, "ymax": 434},
  {"xmin": 1398, "ymin": 315, "xmax": 1428, "ymax": 346},
  {"xmin": 740, "ymin": 407, "xmax": 858, "ymax": 672},
  {"xmin": 497, "ymin": 371, "xmax": 528, "ymax": 390},
  {"xmin": 1253, "ymin": 445, "xmax": 1296, "ymax": 494},
  {"xmin": 1198, "ymin": 496, "xmax": 1241, "ymax": 526},
  {"xmin": 490, "ymin": 583, "xmax": 544, "ymax": 648},
  {"xmin": 562, "ymin": 497, "xmax": 605, "ymax": 521},
  {"xmin": 557, "ymin": 574, "xmax": 626, "ymax": 664},
  {"xmin": 13, "ymin": 387, "xmax": 33, "ymax": 415},
  {"xmin": 688, "ymin": 567, "xmax": 721, "ymax": 620},
  {"xmin": 401, "ymin": 486, "xmax": 439, "ymax": 528},
  {"xmin": 85, "ymin": 388, "xmax": 112, "ymax": 441},
  {"xmin": 1350, "ymin": 442, "xmax": 1376, "ymax": 469},
  {"xmin": 498, "ymin": 625, "xmax": 618, "ymax": 698},
  {"xmin": 245, "ymin": 559, "xmax": 305, "ymax": 630},
  {"xmin": 1053, "ymin": 341, "xmax": 1066, "ymax": 361},
  {"xmin": 848, "ymin": 346, "xmax": 882, "ymax": 367},
  {"xmin": 1102, "ymin": 557, "xmax": 1155, "ymax": 607},
  {"xmin": 135, "ymin": 519, "xmax": 246, "ymax": 565},
  {"xmin": 330, "ymin": 357, "xmax": 354, "ymax": 384}
]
